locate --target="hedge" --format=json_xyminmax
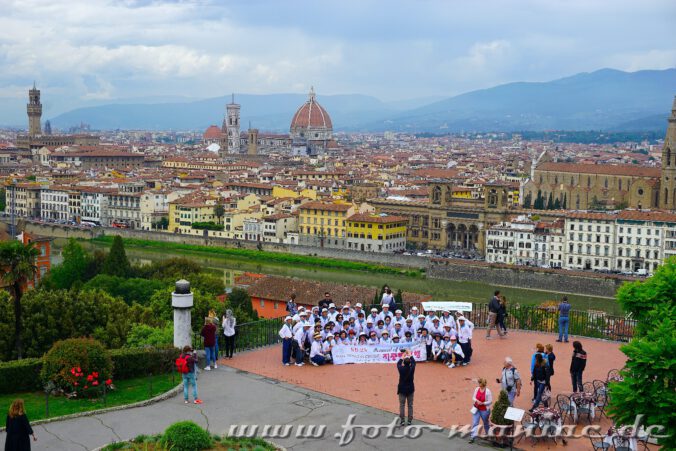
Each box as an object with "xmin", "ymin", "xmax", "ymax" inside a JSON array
[
  {"xmin": 0, "ymin": 358, "xmax": 43, "ymax": 394},
  {"xmin": 108, "ymin": 347, "xmax": 180, "ymax": 380},
  {"xmin": 0, "ymin": 347, "xmax": 180, "ymax": 394}
]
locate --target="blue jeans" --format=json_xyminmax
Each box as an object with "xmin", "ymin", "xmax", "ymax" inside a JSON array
[
  {"xmin": 507, "ymin": 388, "xmax": 517, "ymax": 406},
  {"xmin": 295, "ymin": 342, "xmax": 305, "ymax": 363},
  {"xmin": 532, "ymin": 381, "xmax": 548, "ymax": 410},
  {"xmin": 558, "ymin": 317, "xmax": 569, "ymax": 341},
  {"xmin": 205, "ymin": 346, "xmax": 216, "ymax": 367},
  {"xmin": 282, "ymin": 338, "xmax": 292, "ymax": 364},
  {"xmin": 182, "ymin": 372, "xmax": 198, "ymax": 401},
  {"xmin": 311, "ymin": 355, "xmax": 326, "ymax": 365},
  {"xmin": 471, "ymin": 409, "xmax": 490, "ymax": 438}
]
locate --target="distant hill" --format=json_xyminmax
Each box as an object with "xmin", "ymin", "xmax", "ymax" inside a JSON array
[
  {"xmin": 50, "ymin": 93, "xmax": 396, "ymax": 132},
  {"xmin": 369, "ymin": 68, "xmax": 676, "ymax": 132},
  {"xmin": 47, "ymin": 68, "xmax": 676, "ymax": 132}
]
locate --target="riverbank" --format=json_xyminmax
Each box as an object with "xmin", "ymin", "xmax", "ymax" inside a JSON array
[{"xmin": 76, "ymin": 237, "xmax": 622, "ymax": 313}]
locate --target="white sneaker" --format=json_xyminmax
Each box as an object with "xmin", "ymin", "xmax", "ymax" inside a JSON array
[
  {"xmin": 449, "ymin": 364, "xmax": 456, "ymax": 368},
  {"xmin": 204, "ymin": 367, "xmax": 211, "ymax": 371},
  {"xmin": 461, "ymin": 362, "xmax": 468, "ymax": 366},
  {"xmin": 311, "ymin": 361, "xmax": 319, "ymax": 367},
  {"xmin": 295, "ymin": 363, "xmax": 304, "ymax": 366},
  {"xmin": 214, "ymin": 364, "xmax": 218, "ymax": 369},
  {"xmin": 284, "ymin": 363, "xmax": 290, "ymax": 366}
]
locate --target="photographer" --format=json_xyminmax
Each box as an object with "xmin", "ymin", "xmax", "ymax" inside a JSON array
[
  {"xmin": 396, "ymin": 349, "xmax": 416, "ymax": 427},
  {"xmin": 497, "ymin": 357, "xmax": 521, "ymax": 406}
]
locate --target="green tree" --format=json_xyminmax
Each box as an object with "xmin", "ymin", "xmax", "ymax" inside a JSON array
[
  {"xmin": 523, "ymin": 192, "xmax": 532, "ymax": 208},
  {"xmin": 0, "ymin": 241, "xmax": 38, "ymax": 359},
  {"xmin": 83, "ymin": 274, "xmax": 165, "ymax": 306},
  {"xmin": 562, "ymin": 193, "xmax": 567, "ymax": 209},
  {"xmin": 590, "ymin": 196, "xmax": 604, "ymax": 211},
  {"xmin": 226, "ymin": 288, "xmax": 257, "ymax": 321},
  {"xmin": 44, "ymin": 238, "xmax": 89, "ymax": 289},
  {"xmin": 153, "ymin": 217, "xmax": 169, "ymax": 230},
  {"xmin": 137, "ymin": 257, "xmax": 202, "ymax": 281},
  {"xmin": 214, "ymin": 201, "xmax": 225, "ymax": 225},
  {"xmin": 125, "ymin": 323, "xmax": 174, "ymax": 348},
  {"xmin": 546, "ymin": 192, "xmax": 554, "ymax": 210},
  {"xmin": 102, "ymin": 235, "xmax": 131, "ymax": 277},
  {"xmin": 0, "ymin": 291, "xmax": 14, "ymax": 360},
  {"xmin": 0, "ymin": 188, "xmax": 5, "ymax": 212},
  {"xmin": 534, "ymin": 190, "xmax": 544, "ymax": 209},
  {"xmin": 553, "ymin": 197, "xmax": 561, "ymax": 210}
]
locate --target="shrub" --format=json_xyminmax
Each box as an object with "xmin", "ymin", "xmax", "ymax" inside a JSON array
[
  {"xmin": 191, "ymin": 221, "xmax": 224, "ymax": 231},
  {"xmin": 490, "ymin": 389, "xmax": 512, "ymax": 426},
  {"xmin": 0, "ymin": 358, "xmax": 42, "ymax": 394},
  {"xmin": 40, "ymin": 338, "xmax": 113, "ymax": 394},
  {"xmin": 125, "ymin": 324, "xmax": 174, "ymax": 349},
  {"xmin": 109, "ymin": 347, "xmax": 179, "ymax": 380},
  {"xmin": 160, "ymin": 421, "xmax": 212, "ymax": 451}
]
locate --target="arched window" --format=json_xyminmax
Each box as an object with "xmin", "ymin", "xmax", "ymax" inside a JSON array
[
  {"xmin": 666, "ymin": 188, "xmax": 669, "ymax": 205},
  {"xmin": 604, "ymin": 178, "xmax": 608, "ymax": 189},
  {"xmin": 667, "ymin": 147, "xmax": 671, "ymax": 166},
  {"xmin": 432, "ymin": 186, "xmax": 441, "ymax": 204}
]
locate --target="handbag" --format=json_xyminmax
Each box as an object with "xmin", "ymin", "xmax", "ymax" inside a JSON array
[{"xmin": 470, "ymin": 406, "xmax": 478, "ymax": 414}]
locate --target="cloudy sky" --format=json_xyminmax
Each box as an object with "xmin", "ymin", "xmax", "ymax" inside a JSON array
[{"xmin": 1, "ymin": 0, "xmax": 675, "ymax": 111}]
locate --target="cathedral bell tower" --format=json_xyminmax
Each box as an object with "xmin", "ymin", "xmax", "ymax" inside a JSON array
[
  {"xmin": 225, "ymin": 94, "xmax": 241, "ymax": 153},
  {"xmin": 659, "ymin": 96, "xmax": 676, "ymax": 210},
  {"xmin": 27, "ymin": 82, "xmax": 42, "ymax": 137}
]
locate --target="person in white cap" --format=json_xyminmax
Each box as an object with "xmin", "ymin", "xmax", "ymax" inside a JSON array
[
  {"xmin": 278, "ymin": 316, "xmax": 294, "ymax": 366},
  {"xmin": 440, "ymin": 310, "xmax": 456, "ymax": 331},
  {"xmin": 367, "ymin": 330, "xmax": 380, "ymax": 345},
  {"xmin": 431, "ymin": 334, "xmax": 444, "ymax": 363},
  {"xmin": 357, "ymin": 332, "xmax": 368, "ymax": 345},
  {"xmin": 417, "ymin": 314, "xmax": 427, "ymax": 331},
  {"xmin": 293, "ymin": 322, "xmax": 311, "ymax": 366},
  {"xmin": 442, "ymin": 323, "xmax": 456, "ymax": 341},
  {"xmin": 407, "ymin": 306, "xmax": 419, "ymax": 322},
  {"xmin": 497, "ymin": 357, "xmax": 521, "ymax": 406},
  {"xmin": 309, "ymin": 306, "xmax": 320, "ymax": 324},
  {"xmin": 310, "ymin": 333, "xmax": 326, "ymax": 366},
  {"xmin": 446, "ymin": 335, "xmax": 465, "ymax": 368},
  {"xmin": 393, "ymin": 309, "xmax": 405, "ymax": 327},
  {"xmin": 355, "ymin": 311, "xmax": 366, "ymax": 333},
  {"xmin": 429, "ymin": 317, "xmax": 443, "ymax": 337},
  {"xmin": 292, "ymin": 307, "xmax": 304, "ymax": 323},
  {"xmin": 425, "ymin": 309, "xmax": 437, "ymax": 324},
  {"xmin": 457, "ymin": 316, "xmax": 472, "ymax": 365},
  {"xmin": 440, "ymin": 334, "xmax": 452, "ymax": 364},
  {"xmin": 364, "ymin": 317, "xmax": 376, "ymax": 336},
  {"xmin": 368, "ymin": 308, "xmax": 380, "ymax": 324},
  {"xmin": 380, "ymin": 330, "xmax": 392, "ymax": 344},
  {"xmin": 293, "ymin": 311, "xmax": 308, "ymax": 333},
  {"xmin": 352, "ymin": 303, "xmax": 363, "ymax": 319},
  {"xmin": 328, "ymin": 303, "xmax": 338, "ymax": 321},
  {"xmin": 318, "ymin": 308, "xmax": 330, "ymax": 327},
  {"xmin": 402, "ymin": 317, "xmax": 416, "ymax": 336},
  {"xmin": 322, "ymin": 333, "xmax": 335, "ymax": 362},
  {"xmin": 378, "ymin": 304, "xmax": 393, "ymax": 322}
]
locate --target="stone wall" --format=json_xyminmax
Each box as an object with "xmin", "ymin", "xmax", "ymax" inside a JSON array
[
  {"xmin": 427, "ymin": 261, "xmax": 623, "ymax": 298},
  {"xmin": 8, "ymin": 220, "xmax": 628, "ymax": 297}
]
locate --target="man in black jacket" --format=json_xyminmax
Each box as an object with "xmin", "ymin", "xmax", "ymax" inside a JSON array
[
  {"xmin": 397, "ymin": 350, "xmax": 416, "ymax": 426},
  {"xmin": 486, "ymin": 290, "xmax": 505, "ymax": 339}
]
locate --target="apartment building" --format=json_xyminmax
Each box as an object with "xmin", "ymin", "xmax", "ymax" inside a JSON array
[{"xmin": 345, "ymin": 213, "xmax": 407, "ymax": 252}]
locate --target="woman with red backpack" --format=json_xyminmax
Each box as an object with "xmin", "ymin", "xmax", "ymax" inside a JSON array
[{"xmin": 177, "ymin": 345, "xmax": 202, "ymax": 404}]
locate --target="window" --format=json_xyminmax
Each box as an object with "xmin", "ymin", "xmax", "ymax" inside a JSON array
[{"xmin": 259, "ymin": 299, "xmax": 265, "ymax": 307}]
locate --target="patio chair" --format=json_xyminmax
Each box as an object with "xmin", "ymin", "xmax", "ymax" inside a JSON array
[
  {"xmin": 607, "ymin": 368, "xmax": 620, "ymax": 382},
  {"xmin": 593, "ymin": 379, "xmax": 607, "ymax": 396},
  {"xmin": 588, "ymin": 433, "xmax": 611, "ymax": 451},
  {"xmin": 516, "ymin": 412, "xmax": 539, "ymax": 446},
  {"xmin": 612, "ymin": 435, "xmax": 632, "ymax": 451},
  {"xmin": 637, "ymin": 431, "xmax": 651, "ymax": 451},
  {"xmin": 555, "ymin": 394, "xmax": 574, "ymax": 423},
  {"xmin": 595, "ymin": 390, "xmax": 608, "ymax": 419},
  {"xmin": 576, "ymin": 399, "xmax": 594, "ymax": 424},
  {"xmin": 583, "ymin": 381, "xmax": 595, "ymax": 395}
]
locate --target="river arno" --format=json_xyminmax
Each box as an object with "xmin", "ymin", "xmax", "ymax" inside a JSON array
[{"xmin": 51, "ymin": 239, "xmax": 622, "ymax": 314}]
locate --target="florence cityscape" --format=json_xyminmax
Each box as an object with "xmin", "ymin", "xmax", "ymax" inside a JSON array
[{"xmin": 0, "ymin": 1, "xmax": 674, "ymax": 451}]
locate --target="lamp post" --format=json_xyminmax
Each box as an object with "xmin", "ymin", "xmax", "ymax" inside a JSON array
[{"xmin": 172, "ymin": 279, "xmax": 194, "ymax": 349}]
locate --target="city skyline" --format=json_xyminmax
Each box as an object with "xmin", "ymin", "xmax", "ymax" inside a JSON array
[{"xmin": 0, "ymin": 0, "xmax": 674, "ymax": 109}]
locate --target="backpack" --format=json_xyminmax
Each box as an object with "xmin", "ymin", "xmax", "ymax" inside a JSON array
[{"xmin": 176, "ymin": 354, "xmax": 190, "ymax": 374}]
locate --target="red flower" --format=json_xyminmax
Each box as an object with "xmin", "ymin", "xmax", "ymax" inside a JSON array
[
  {"xmin": 92, "ymin": 372, "xmax": 99, "ymax": 378},
  {"xmin": 84, "ymin": 385, "xmax": 88, "ymax": 390},
  {"xmin": 92, "ymin": 381, "xmax": 99, "ymax": 386},
  {"xmin": 105, "ymin": 379, "xmax": 112, "ymax": 386},
  {"xmin": 70, "ymin": 368, "xmax": 76, "ymax": 375},
  {"xmin": 86, "ymin": 374, "xmax": 94, "ymax": 382},
  {"xmin": 74, "ymin": 382, "xmax": 79, "ymax": 386},
  {"xmin": 76, "ymin": 367, "xmax": 81, "ymax": 373}
]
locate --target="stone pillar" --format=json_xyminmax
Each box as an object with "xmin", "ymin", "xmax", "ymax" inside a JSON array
[{"xmin": 172, "ymin": 279, "xmax": 194, "ymax": 349}]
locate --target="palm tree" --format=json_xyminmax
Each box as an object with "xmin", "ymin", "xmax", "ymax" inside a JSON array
[{"xmin": 0, "ymin": 241, "xmax": 38, "ymax": 359}]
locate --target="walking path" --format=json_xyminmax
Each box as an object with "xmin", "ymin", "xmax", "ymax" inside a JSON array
[{"xmin": 1, "ymin": 365, "xmax": 477, "ymax": 451}]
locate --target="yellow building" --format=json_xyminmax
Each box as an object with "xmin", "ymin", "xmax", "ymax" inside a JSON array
[
  {"xmin": 298, "ymin": 201, "xmax": 356, "ymax": 248},
  {"xmin": 346, "ymin": 213, "xmax": 408, "ymax": 253},
  {"xmin": 271, "ymin": 186, "xmax": 317, "ymax": 200},
  {"xmin": 168, "ymin": 195, "xmax": 217, "ymax": 233}
]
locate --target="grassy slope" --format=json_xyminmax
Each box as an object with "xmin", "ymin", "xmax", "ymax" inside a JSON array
[{"xmin": 0, "ymin": 372, "xmax": 177, "ymax": 427}]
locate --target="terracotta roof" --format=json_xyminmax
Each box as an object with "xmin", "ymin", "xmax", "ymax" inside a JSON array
[
  {"xmin": 203, "ymin": 125, "xmax": 222, "ymax": 140},
  {"xmin": 290, "ymin": 89, "xmax": 333, "ymax": 130},
  {"xmin": 617, "ymin": 210, "xmax": 676, "ymax": 222},
  {"xmin": 412, "ymin": 168, "xmax": 459, "ymax": 179},
  {"xmin": 238, "ymin": 274, "xmax": 430, "ymax": 306},
  {"xmin": 538, "ymin": 162, "xmax": 660, "ymax": 178}
]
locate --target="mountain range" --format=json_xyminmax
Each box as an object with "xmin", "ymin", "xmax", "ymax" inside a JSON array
[{"xmin": 10, "ymin": 68, "xmax": 676, "ymax": 133}]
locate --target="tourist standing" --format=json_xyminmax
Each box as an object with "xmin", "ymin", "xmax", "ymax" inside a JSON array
[
  {"xmin": 179, "ymin": 346, "xmax": 202, "ymax": 404},
  {"xmin": 570, "ymin": 341, "xmax": 587, "ymax": 392},
  {"xmin": 208, "ymin": 309, "xmax": 220, "ymax": 358},
  {"xmin": 497, "ymin": 295, "xmax": 508, "ymax": 335},
  {"xmin": 4, "ymin": 399, "xmax": 36, "ymax": 451},
  {"xmin": 381, "ymin": 286, "xmax": 394, "ymax": 308},
  {"xmin": 397, "ymin": 349, "xmax": 416, "ymax": 426},
  {"xmin": 200, "ymin": 318, "xmax": 217, "ymax": 370},
  {"xmin": 286, "ymin": 293, "xmax": 298, "ymax": 315},
  {"xmin": 222, "ymin": 309, "xmax": 237, "ymax": 359},
  {"xmin": 486, "ymin": 291, "xmax": 505, "ymax": 338},
  {"xmin": 556, "ymin": 296, "xmax": 572, "ymax": 342},
  {"xmin": 469, "ymin": 378, "xmax": 492, "ymax": 444},
  {"xmin": 318, "ymin": 292, "xmax": 332, "ymax": 311},
  {"xmin": 545, "ymin": 344, "xmax": 556, "ymax": 376},
  {"xmin": 529, "ymin": 354, "xmax": 551, "ymax": 412},
  {"xmin": 530, "ymin": 343, "xmax": 548, "ymax": 399},
  {"xmin": 278, "ymin": 316, "xmax": 294, "ymax": 366},
  {"xmin": 498, "ymin": 357, "xmax": 522, "ymax": 406},
  {"xmin": 457, "ymin": 316, "xmax": 472, "ymax": 365}
]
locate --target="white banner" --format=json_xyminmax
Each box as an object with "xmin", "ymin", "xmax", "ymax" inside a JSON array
[
  {"xmin": 331, "ymin": 342, "xmax": 427, "ymax": 365},
  {"xmin": 422, "ymin": 301, "xmax": 473, "ymax": 312}
]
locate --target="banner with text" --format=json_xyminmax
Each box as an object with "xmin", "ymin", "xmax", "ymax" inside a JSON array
[
  {"xmin": 331, "ymin": 342, "xmax": 427, "ymax": 365},
  {"xmin": 421, "ymin": 301, "xmax": 473, "ymax": 312}
]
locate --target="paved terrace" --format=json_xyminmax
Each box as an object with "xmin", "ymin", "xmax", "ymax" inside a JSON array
[{"xmin": 1, "ymin": 331, "xmax": 625, "ymax": 450}]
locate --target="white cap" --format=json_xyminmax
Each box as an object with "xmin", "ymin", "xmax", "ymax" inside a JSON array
[
  {"xmin": 382, "ymin": 330, "xmax": 389, "ymax": 335},
  {"xmin": 395, "ymin": 309, "xmax": 402, "ymax": 314},
  {"xmin": 382, "ymin": 304, "xmax": 389, "ymax": 309},
  {"xmin": 299, "ymin": 311, "xmax": 308, "ymax": 316},
  {"xmin": 284, "ymin": 316, "xmax": 292, "ymax": 321},
  {"xmin": 366, "ymin": 318, "xmax": 374, "ymax": 324},
  {"xmin": 371, "ymin": 308, "xmax": 378, "ymax": 312},
  {"xmin": 342, "ymin": 305, "xmax": 349, "ymax": 309},
  {"xmin": 302, "ymin": 322, "xmax": 311, "ymax": 327},
  {"xmin": 391, "ymin": 333, "xmax": 399, "ymax": 339},
  {"xmin": 326, "ymin": 333, "xmax": 334, "ymax": 338},
  {"xmin": 355, "ymin": 303, "xmax": 362, "ymax": 308},
  {"xmin": 442, "ymin": 309, "xmax": 450, "ymax": 313},
  {"xmin": 411, "ymin": 306, "xmax": 418, "ymax": 310},
  {"xmin": 312, "ymin": 306, "xmax": 319, "ymax": 310},
  {"xmin": 329, "ymin": 303, "xmax": 336, "ymax": 308},
  {"xmin": 406, "ymin": 317, "xmax": 413, "ymax": 322},
  {"xmin": 458, "ymin": 316, "xmax": 466, "ymax": 321}
]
